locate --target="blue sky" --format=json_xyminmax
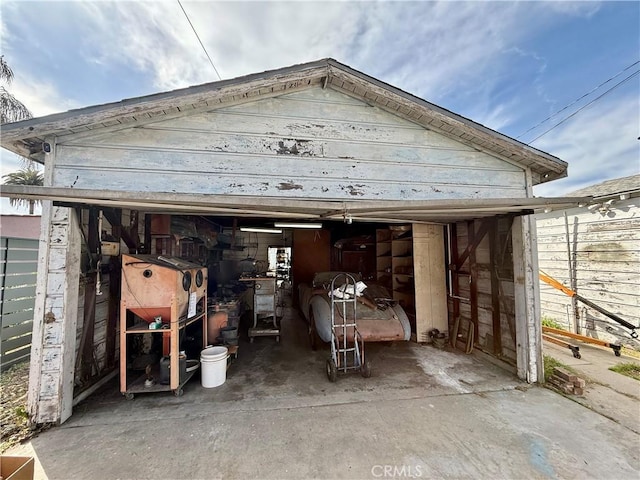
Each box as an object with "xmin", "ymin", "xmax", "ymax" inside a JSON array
[{"xmin": 1, "ymin": 0, "xmax": 638, "ymax": 215}]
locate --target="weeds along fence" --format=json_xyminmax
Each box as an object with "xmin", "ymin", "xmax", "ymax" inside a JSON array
[{"xmin": 1, "ymin": 237, "xmax": 38, "ymax": 371}]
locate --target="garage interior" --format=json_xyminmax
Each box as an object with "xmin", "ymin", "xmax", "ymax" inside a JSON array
[{"xmin": 59, "ymin": 204, "xmax": 532, "ymax": 406}]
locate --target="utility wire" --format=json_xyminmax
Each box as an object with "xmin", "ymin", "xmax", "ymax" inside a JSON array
[
  {"xmin": 177, "ymin": 0, "xmax": 222, "ymax": 81},
  {"xmin": 528, "ymin": 69, "xmax": 639, "ymax": 145},
  {"xmin": 517, "ymin": 60, "xmax": 640, "ymax": 140}
]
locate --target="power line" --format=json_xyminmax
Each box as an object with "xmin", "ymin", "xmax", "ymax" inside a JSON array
[
  {"xmin": 528, "ymin": 68, "xmax": 639, "ymax": 145},
  {"xmin": 517, "ymin": 60, "xmax": 640, "ymax": 140},
  {"xmin": 177, "ymin": 0, "xmax": 222, "ymax": 81}
]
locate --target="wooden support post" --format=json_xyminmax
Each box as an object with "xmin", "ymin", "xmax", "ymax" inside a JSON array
[
  {"xmin": 489, "ymin": 217, "xmax": 502, "ymax": 356},
  {"xmin": 512, "ymin": 215, "xmax": 543, "ymax": 383},
  {"xmin": 130, "ymin": 211, "xmax": 140, "ymax": 252},
  {"xmin": 106, "ymin": 210, "xmax": 122, "ymax": 369},
  {"xmin": 449, "ymin": 223, "xmax": 460, "ymax": 324},
  {"xmin": 28, "ymin": 205, "xmax": 81, "ymax": 424},
  {"xmin": 143, "ymin": 214, "xmax": 152, "ymax": 254},
  {"xmin": 77, "ymin": 209, "xmax": 99, "ymax": 381},
  {"xmin": 78, "ymin": 275, "xmax": 97, "ymax": 381},
  {"xmin": 467, "ymin": 220, "xmax": 479, "ymax": 344},
  {"xmin": 231, "ymin": 218, "xmax": 238, "ymax": 247}
]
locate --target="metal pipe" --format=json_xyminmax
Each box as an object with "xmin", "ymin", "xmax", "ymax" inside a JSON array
[
  {"xmin": 564, "ymin": 211, "xmax": 579, "ymax": 334},
  {"xmin": 449, "ymin": 295, "xmax": 471, "ymax": 303},
  {"xmin": 541, "ymin": 271, "xmax": 638, "ymax": 338},
  {"xmin": 575, "ymin": 294, "xmax": 637, "ymax": 336}
]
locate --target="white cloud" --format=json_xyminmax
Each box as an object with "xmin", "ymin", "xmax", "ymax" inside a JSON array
[
  {"xmin": 469, "ymin": 102, "xmax": 516, "ymax": 132},
  {"xmin": 545, "ymin": 1, "xmax": 601, "ymax": 18},
  {"xmin": 2, "ymin": 1, "xmax": 606, "ymax": 120},
  {"xmin": 0, "ymin": 151, "xmax": 24, "ymax": 176},
  {"xmin": 533, "ymin": 92, "xmax": 640, "ymax": 196},
  {"xmin": 9, "ymin": 77, "xmax": 79, "ymax": 118},
  {"xmin": 62, "ymin": 1, "xmax": 362, "ymax": 92},
  {"xmin": 0, "ymin": 0, "xmax": 636, "ymax": 207},
  {"xmin": 22, "ymin": 1, "xmax": 552, "ymax": 103}
]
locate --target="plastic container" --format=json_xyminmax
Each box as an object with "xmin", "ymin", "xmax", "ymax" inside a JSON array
[
  {"xmin": 220, "ymin": 326, "xmax": 238, "ymax": 344},
  {"xmin": 200, "ymin": 346, "xmax": 228, "ymax": 388},
  {"xmin": 159, "ymin": 355, "xmax": 187, "ymax": 385},
  {"xmin": 208, "ymin": 309, "xmax": 228, "ymax": 344}
]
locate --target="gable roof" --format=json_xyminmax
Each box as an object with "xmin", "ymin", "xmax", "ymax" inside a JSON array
[
  {"xmin": 567, "ymin": 174, "xmax": 640, "ymax": 198},
  {"xmin": 0, "ymin": 58, "xmax": 567, "ymax": 185}
]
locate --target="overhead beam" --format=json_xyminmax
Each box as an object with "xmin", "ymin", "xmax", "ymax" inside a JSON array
[
  {"xmin": 0, "ymin": 185, "xmax": 588, "ymax": 224},
  {"xmin": 323, "ymin": 196, "xmax": 590, "ymax": 215},
  {"xmin": 102, "ymin": 208, "xmax": 139, "ymax": 251}
]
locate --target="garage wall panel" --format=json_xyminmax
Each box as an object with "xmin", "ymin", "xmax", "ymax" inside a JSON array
[
  {"xmin": 55, "ymin": 88, "xmax": 527, "ymax": 201},
  {"xmin": 536, "ymin": 199, "xmax": 640, "ymax": 346},
  {"xmin": 450, "ymin": 218, "xmax": 517, "ymax": 363}
]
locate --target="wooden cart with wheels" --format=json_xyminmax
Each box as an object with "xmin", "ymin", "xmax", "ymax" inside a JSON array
[{"xmin": 119, "ymin": 255, "xmax": 207, "ymax": 399}]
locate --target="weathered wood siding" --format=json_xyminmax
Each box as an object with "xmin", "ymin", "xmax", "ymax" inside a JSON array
[
  {"xmin": 451, "ymin": 218, "xmax": 517, "ymax": 363},
  {"xmin": 28, "ymin": 205, "xmax": 81, "ymax": 424},
  {"xmin": 75, "ymin": 278, "xmax": 113, "ymax": 378},
  {"xmin": 536, "ymin": 198, "xmax": 640, "ymax": 347},
  {"xmin": 54, "ymin": 88, "xmax": 526, "ymax": 200},
  {"xmin": 74, "ymin": 210, "xmax": 124, "ymax": 390}
]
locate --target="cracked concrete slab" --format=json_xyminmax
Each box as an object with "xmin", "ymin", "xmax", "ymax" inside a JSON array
[{"xmin": 7, "ymin": 314, "xmax": 639, "ymax": 479}]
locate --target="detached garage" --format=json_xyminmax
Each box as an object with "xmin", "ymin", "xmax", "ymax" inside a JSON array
[{"xmin": 0, "ymin": 59, "xmax": 584, "ymax": 425}]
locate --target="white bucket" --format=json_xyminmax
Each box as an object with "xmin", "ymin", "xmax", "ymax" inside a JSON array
[{"xmin": 200, "ymin": 346, "xmax": 228, "ymax": 388}]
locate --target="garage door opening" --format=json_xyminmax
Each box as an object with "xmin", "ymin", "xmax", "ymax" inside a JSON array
[
  {"xmin": 49, "ymin": 207, "xmax": 527, "ymax": 418},
  {"xmin": 1, "ymin": 186, "xmax": 575, "ymax": 423},
  {"xmin": 58, "ymin": 206, "xmax": 527, "ymax": 406}
]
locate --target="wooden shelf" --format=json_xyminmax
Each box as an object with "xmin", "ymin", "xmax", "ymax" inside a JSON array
[
  {"xmin": 123, "ymin": 364, "xmax": 197, "ymax": 396},
  {"xmin": 124, "ymin": 312, "xmax": 206, "ymax": 334},
  {"xmin": 377, "ymin": 226, "xmax": 418, "ymax": 337},
  {"xmin": 376, "ymin": 230, "xmax": 392, "ymax": 243}
]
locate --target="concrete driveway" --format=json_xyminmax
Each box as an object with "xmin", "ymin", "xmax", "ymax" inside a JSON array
[
  {"xmin": 543, "ymin": 336, "xmax": 640, "ymax": 435},
  {"xmin": 9, "ymin": 314, "xmax": 640, "ymax": 479}
]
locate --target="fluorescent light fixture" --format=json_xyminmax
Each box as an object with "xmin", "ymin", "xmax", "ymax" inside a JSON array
[
  {"xmin": 274, "ymin": 222, "xmax": 323, "ymax": 229},
  {"xmin": 240, "ymin": 227, "xmax": 282, "ymax": 234}
]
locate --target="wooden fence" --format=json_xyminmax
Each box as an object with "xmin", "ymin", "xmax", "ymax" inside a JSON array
[{"xmin": 1, "ymin": 237, "xmax": 39, "ymax": 371}]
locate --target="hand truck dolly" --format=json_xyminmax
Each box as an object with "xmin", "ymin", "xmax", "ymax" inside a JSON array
[{"xmin": 326, "ymin": 273, "xmax": 372, "ymax": 381}]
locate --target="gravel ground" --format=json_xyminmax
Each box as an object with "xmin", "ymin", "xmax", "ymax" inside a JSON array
[{"xmin": 1, "ymin": 361, "xmax": 32, "ymax": 452}]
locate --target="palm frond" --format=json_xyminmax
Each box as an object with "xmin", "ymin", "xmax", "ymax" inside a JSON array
[
  {"xmin": 2, "ymin": 167, "xmax": 44, "ymax": 186},
  {"xmin": 0, "ymin": 56, "xmax": 14, "ymax": 84},
  {"xmin": 1, "ymin": 87, "xmax": 32, "ymax": 124},
  {"xmin": 2, "ymin": 166, "xmax": 44, "ymax": 214}
]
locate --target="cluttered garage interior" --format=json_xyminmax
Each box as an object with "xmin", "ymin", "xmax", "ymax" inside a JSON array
[{"xmin": 0, "ymin": 59, "xmax": 584, "ymax": 425}]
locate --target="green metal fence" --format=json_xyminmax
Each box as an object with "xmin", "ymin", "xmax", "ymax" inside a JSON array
[{"xmin": 1, "ymin": 237, "xmax": 39, "ymax": 371}]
